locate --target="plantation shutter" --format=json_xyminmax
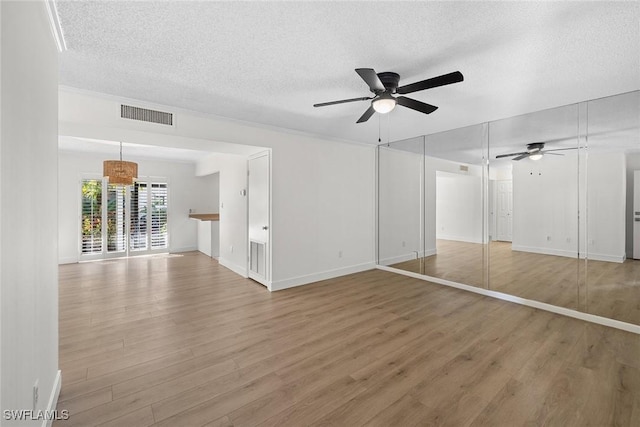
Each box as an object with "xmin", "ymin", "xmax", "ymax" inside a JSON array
[
  {"xmin": 81, "ymin": 179, "xmax": 102, "ymax": 254},
  {"xmin": 107, "ymin": 184, "xmax": 127, "ymax": 252},
  {"xmin": 150, "ymin": 183, "xmax": 168, "ymax": 249},
  {"xmin": 130, "ymin": 181, "xmax": 148, "ymax": 251}
]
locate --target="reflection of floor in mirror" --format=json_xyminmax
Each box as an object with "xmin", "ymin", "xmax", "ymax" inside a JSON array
[{"xmin": 391, "ymin": 240, "xmax": 640, "ymax": 326}]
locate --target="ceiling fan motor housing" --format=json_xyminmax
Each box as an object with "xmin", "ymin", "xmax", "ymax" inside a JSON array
[
  {"xmin": 527, "ymin": 142, "xmax": 545, "ymax": 152},
  {"xmin": 376, "ymin": 72, "xmax": 400, "ymax": 93}
]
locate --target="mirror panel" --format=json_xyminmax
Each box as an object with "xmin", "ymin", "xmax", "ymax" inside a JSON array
[
  {"xmin": 585, "ymin": 91, "xmax": 640, "ymax": 325},
  {"xmin": 422, "ymin": 124, "xmax": 488, "ymax": 288},
  {"xmin": 487, "ymin": 103, "xmax": 580, "ymax": 309},
  {"xmin": 377, "ymin": 136, "xmax": 425, "ymax": 273},
  {"xmin": 377, "ymin": 91, "xmax": 640, "ymax": 328}
]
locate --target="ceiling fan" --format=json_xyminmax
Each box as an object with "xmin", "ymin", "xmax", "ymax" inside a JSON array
[
  {"xmin": 313, "ymin": 68, "xmax": 464, "ymax": 123},
  {"xmin": 495, "ymin": 142, "xmax": 578, "ymax": 161}
]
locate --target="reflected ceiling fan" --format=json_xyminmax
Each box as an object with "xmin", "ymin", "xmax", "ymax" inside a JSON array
[
  {"xmin": 313, "ymin": 68, "xmax": 464, "ymax": 123},
  {"xmin": 495, "ymin": 142, "xmax": 578, "ymax": 161}
]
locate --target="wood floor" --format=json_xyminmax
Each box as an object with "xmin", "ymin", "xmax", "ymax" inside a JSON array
[
  {"xmin": 56, "ymin": 252, "xmax": 640, "ymax": 426},
  {"xmin": 392, "ymin": 240, "xmax": 640, "ymax": 326}
]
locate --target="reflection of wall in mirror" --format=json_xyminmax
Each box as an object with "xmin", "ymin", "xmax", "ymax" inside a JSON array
[
  {"xmin": 435, "ymin": 171, "xmax": 483, "ymax": 244},
  {"xmin": 512, "ymin": 151, "xmax": 626, "ymax": 263},
  {"xmin": 378, "ymin": 148, "xmax": 423, "ymax": 265},
  {"xmin": 428, "ymin": 157, "xmax": 483, "ymax": 249},
  {"xmin": 634, "ymin": 169, "xmax": 640, "ymax": 259},
  {"xmin": 627, "ymin": 154, "xmax": 640, "ymax": 259}
]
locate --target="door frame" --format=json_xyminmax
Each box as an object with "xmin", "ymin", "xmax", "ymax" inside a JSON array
[{"xmin": 247, "ymin": 150, "xmax": 272, "ymax": 288}]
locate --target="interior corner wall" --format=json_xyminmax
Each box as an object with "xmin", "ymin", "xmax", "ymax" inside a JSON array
[
  {"xmin": 58, "ymin": 151, "xmax": 210, "ymax": 263},
  {"xmin": 196, "ymin": 153, "xmax": 249, "ymax": 277},
  {"xmin": 1, "ymin": 1, "xmax": 60, "ymax": 423},
  {"xmin": 270, "ymin": 139, "xmax": 375, "ymax": 290}
]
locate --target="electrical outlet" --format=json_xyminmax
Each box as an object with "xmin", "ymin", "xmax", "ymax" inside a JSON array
[
  {"xmin": 338, "ymin": 250, "xmax": 343, "ymax": 258},
  {"xmin": 402, "ymin": 241, "xmax": 406, "ymax": 247},
  {"xmin": 230, "ymin": 245, "xmax": 234, "ymax": 253},
  {"xmin": 33, "ymin": 379, "xmax": 39, "ymax": 411},
  {"xmin": 546, "ymin": 236, "xmax": 551, "ymax": 241}
]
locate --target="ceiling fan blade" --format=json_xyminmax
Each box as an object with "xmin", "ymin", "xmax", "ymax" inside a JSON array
[
  {"xmin": 512, "ymin": 153, "xmax": 530, "ymax": 161},
  {"xmin": 396, "ymin": 71, "xmax": 464, "ymax": 95},
  {"xmin": 356, "ymin": 105, "xmax": 376, "ymax": 123},
  {"xmin": 495, "ymin": 151, "xmax": 528, "ymax": 159},
  {"xmin": 355, "ymin": 68, "xmax": 385, "ymax": 93},
  {"xmin": 543, "ymin": 147, "xmax": 579, "ymax": 153},
  {"xmin": 543, "ymin": 152, "xmax": 564, "ymax": 156},
  {"xmin": 313, "ymin": 97, "xmax": 372, "ymax": 107},
  {"xmin": 396, "ymin": 96, "xmax": 438, "ymax": 115}
]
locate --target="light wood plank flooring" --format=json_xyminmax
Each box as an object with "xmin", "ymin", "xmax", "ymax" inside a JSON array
[
  {"xmin": 392, "ymin": 240, "xmax": 640, "ymax": 326},
  {"xmin": 56, "ymin": 252, "xmax": 640, "ymax": 426}
]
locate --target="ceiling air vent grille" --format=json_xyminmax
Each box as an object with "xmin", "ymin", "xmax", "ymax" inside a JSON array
[{"xmin": 121, "ymin": 104, "xmax": 173, "ymax": 126}]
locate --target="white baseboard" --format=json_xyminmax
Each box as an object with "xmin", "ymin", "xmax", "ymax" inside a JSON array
[
  {"xmin": 375, "ymin": 265, "xmax": 640, "ymax": 335},
  {"xmin": 58, "ymin": 257, "xmax": 78, "ymax": 265},
  {"xmin": 270, "ymin": 262, "xmax": 375, "ymax": 292},
  {"xmin": 513, "ymin": 245, "xmax": 625, "ymax": 263},
  {"xmin": 42, "ymin": 370, "xmax": 62, "ymax": 427},
  {"xmin": 170, "ymin": 246, "xmax": 197, "ymax": 253},
  {"xmin": 437, "ymin": 235, "xmax": 483, "ymax": 244},
  {"xmin": 378, "ymin": 249, "xmax": 436, "ymax": 266},
  {"xmin": 512, "ymin": 245, "xmax": 577, "ymax": 259},
  {"xmin": 219, "ymin": 257, "xmax": 248, "ymax": 278},
  {"xmin": 585, "ymin": 252, "xmax": 625, "ymax": 263}
]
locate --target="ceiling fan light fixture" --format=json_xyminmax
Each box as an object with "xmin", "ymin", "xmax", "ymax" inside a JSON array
[
  {"xmin": 372, "ymin": 94, "xmax": 397, "ymax": 114},
  {"xmin": 529, "ymin": 153, "xmax": 543, "ymax": 161}
]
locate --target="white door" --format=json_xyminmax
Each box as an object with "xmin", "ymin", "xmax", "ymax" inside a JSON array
[
  {"xmin": 496, "ymin": 180, "xmax": 513, "ymax": 242},
  {"xmin": 634, "ymin": 171, "xmax": 640, "ymax": 259},
  {"xmin": 248, "ymin": 152, "xmax": 270, "ymax": 286}
]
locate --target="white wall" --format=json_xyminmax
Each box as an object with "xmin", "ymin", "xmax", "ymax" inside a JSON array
[
  {"xmin": 435, "ymin": 171, "xmax": 483, "ymax": 244},
  {"xmin": 197, "ymin": 153, "xmax": 249, "ymax": 278},
  {"xmin": 193, "ymin": 172, "xmax": 219, "ymax": 258},
  {"xmin": 58, "ymin": 151, "xmax": 213, "ymax": 263},
  {"xmin": 1, "ymin": 1, "xmax": 60, "ymax": 424}
]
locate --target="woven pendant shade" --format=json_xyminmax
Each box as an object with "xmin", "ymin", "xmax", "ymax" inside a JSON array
[
  {"xmin": 104, "ymin": 142, "xmax": 138, "ymax": 185},
  {"xmin": 103, "ymin": 160, "xmax": 138, "ymax": 185}
]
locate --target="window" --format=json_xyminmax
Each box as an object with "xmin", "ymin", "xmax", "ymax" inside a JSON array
[{"xmin": 80, "ymin": 178, "xmax": 169, "ymax": 257}]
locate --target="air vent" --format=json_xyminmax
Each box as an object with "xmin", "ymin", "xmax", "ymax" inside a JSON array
[
  {"xmin": 121, "ymin": 104, "xmax": 173, "ymax": 126},
  {"xmin": 459, "ymin": 165, "xmax": 469, "ymax": 172}
]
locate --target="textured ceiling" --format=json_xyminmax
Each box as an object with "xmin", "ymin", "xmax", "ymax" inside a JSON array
[{"xmin": 56, "ymin": 1, "xmax": 640, "ymax": 146}]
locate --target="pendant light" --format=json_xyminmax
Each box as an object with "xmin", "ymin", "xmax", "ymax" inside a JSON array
[{"xmin": 103, "ymin": 142, "xmax": 138, "ymax": 185}]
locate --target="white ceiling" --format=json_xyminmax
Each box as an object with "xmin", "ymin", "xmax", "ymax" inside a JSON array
[{"xmin": 56, "ymin": 1, "xmax": 639, "ymax": 148}]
